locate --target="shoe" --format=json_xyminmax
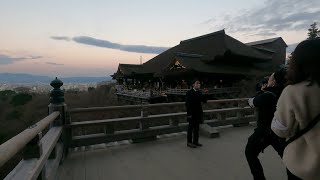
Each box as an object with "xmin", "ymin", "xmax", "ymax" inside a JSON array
[
  {"xmin": 187, "ymin": 143, "xmax": 197, "ymax": 148},
  {"xmin": 193, "ymin": 142, "xmax": 202, "ymax": 147}
]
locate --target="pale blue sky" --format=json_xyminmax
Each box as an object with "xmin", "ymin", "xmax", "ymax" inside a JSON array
[{"xmin": 0, "ymin": 0, "xmax": 319, "ymax": 77}]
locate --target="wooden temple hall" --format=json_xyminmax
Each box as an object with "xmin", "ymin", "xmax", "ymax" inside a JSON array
[{"xmin": 111, "ymin": 30, "xmax": 287, "ymax": 102}]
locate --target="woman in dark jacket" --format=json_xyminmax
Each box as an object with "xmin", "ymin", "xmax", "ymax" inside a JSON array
[{"xmin": 245, "ymin": 68, "xmax": 293, "ymax": 180}]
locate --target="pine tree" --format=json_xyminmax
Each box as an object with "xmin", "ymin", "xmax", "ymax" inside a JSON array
[{"xmin": 307, "ymin": 22, "xmax": 320, "ymax": 39}]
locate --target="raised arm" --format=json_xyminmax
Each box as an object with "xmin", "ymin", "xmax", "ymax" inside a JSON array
[{"xmin": 248, "ymin": 92, "xmax": 276, "ymax": 108}]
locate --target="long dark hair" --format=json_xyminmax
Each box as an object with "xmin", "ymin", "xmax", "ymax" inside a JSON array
[{"xmin": 286, "ymin": 38, "xmax": 320, "ymax": 85}]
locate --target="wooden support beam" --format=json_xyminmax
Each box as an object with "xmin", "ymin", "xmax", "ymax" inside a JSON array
[{"xmin": 23, "ymin": 132, "xmax": 43, "ymax": 160}]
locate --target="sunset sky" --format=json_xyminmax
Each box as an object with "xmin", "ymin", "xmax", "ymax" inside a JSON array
[{"xmin": 0, "ymin": 0, "xmax": 319, "ymax": 77}]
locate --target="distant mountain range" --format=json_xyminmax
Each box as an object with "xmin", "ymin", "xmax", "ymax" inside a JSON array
[{"xmin": 0, "ymin": 73, "xmax": 112, "ymax": 83}]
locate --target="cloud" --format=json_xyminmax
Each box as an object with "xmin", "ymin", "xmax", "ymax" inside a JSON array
[
  {"xmin": 204, "ymin": 0, "xmax": 320, "ymax": 36},
  {"xmin": 287, "ymin": 43, "xmax": 299, "ymax": 54},
  {"xmin": 50, "ymin": 36, "xmax": 71, "ymax": 41},
  {"xmin": 30, "ymin": 55, "xmax": 43, "ymax": 59},
  {"xmin": 51, "ymin": 36, "xmax": 169, "ymax": 54},
  {"xmin": 72, "ymin": 36, "xmax": 169, "ymax": 54},
  {"xmin": 253, "ymin": 31, "xmax": 277, "ymax": 37},
  {"xmin": 0, "ymin": 54, "xmax": 42, "ymax": 65},
  {"xmin": 46, "ymin": 62, "xmax": 64, "ymax": 66}
]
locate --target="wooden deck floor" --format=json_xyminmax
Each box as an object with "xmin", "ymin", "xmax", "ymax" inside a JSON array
[{"xmin": 57, "ymin": 125, "xmax": 287, "ymax": 180}]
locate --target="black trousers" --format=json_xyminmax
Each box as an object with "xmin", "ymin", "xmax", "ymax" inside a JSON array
[
  {"xmin": 245, "ymin": 130, "xmax": 302, "ymax": 180},
  {"xmin": 187, "ymin": 120, "xmax": 200, "ymax": 143}
]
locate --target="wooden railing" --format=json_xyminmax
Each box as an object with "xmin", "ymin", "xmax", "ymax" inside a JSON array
[
  {"xmin": 0, "ymin": 111, "xmax": 64, "ymax": 180},
  {"xmin": 0, "ymin": 78, "xmax": 257, "ymax": 180},
  {"xmin": 115, "ymin": 89, "xmax": 165, "ymax": 99},
  {"xmin": 166, "ymin": 87, "xmax": 241, "ymax": 95},
  {"xmin": 67, "ymin": 98, "xmax": 255, "ymax": 148},
  {"xmin": 116, "ymin": 90, "xmax": 151, "ymax": 98}
]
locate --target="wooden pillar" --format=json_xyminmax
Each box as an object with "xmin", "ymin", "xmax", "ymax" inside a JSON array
[
  {"xmin": 23, "ymin": 132, "xmax": 45, "ymax": 180},
  {"xmin": 23, "ymin": 132, "xmax": 43, "ymax": 159},
  {"xmin": 217, "ymin": 102, "xmax": 226, "ymax": 121},
  {"xmin": 48, "ymin": 77, "xmax": 69, "ymax": 160},
  {"xmin": 104, "ymin": 123, "xmax": 115, "ymax": 135},
  {"xmin": 169, "ymin": 117, "xmax": 179, "ymax": 127},
  {"xmin": 132, "ymin": 105, "xmax": 157, "ymax": 143},
  {"xmin": 217, "ymin": 113, "xmax": 226, "ymax": 121},
  {"xmin": 233, "ymin": 101, "xmax": 249, "ymax": 127},
  {"xmin": 124, "ymin": 78, "xmax": 127, "ymax": 86},
  {"xmin": 139, "ymin": 106, "xmax": 149, "ymax": 130}
]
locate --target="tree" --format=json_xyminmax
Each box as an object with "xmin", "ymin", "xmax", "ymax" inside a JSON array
[
  {"xmin": 0, "ymin": 90, "xmax": 16, "ymax": 101},
  {"xmin": 307, "ymin": 22, "xmax": 320, "ymax": 39},
  {"xmin": 10, "ymin": 93, "xmax": 32, "ymax": 106},
  {"xmin": 88, "ymin": 87, "xmax": 95, "ymax": 92}
]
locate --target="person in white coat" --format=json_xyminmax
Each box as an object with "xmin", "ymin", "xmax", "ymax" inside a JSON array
[{"xmin": 271, "ymin": 38, "xmax": 320, "ymax": 180}]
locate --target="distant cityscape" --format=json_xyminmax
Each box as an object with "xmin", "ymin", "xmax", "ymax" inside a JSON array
[{"xmin": 0, "ymin": 73, "xmax": 113, "ymax": 93}]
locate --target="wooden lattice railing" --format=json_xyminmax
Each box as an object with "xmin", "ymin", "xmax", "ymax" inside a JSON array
[{"xmin": 0, "ymin": 78, "xmax": 256, "ymax": 180}]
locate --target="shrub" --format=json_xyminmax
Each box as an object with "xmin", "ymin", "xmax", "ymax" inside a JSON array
[
  {"xmin": 88, "ymin": 87, "xmax": 95, "ymax": 91},
  {"xmin": 10, "ymin": 93, "xmax": 32, "ymax": 107},
  {"xmin": 6, "ymin": 109, "xmax": 22, "ymax": 120},
  {"xmin": 0, "ymin": 90, "xmax": 16, "ymax": 101}
]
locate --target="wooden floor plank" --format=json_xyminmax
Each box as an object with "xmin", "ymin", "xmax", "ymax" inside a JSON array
[{"xmin": 57, "ymin": 126, "xmax": 287, "ymax": 180}]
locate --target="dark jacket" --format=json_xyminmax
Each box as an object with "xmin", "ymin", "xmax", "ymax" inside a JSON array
[
  {"xmin": 185, "ymin": 89, "xmax": 207, "ymax": 123},
  {"xmin": 250, "ymin": 86, "xmax": 284, "ymax": 133}
]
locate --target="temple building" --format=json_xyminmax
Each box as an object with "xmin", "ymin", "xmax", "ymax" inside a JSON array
[{"xmin": 112, "ymin": 30, "xmax": 287, "ymax": 91}]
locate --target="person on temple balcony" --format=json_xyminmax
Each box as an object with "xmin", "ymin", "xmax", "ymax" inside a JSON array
[
  {"xmin": 219, "ymin": 79, "xmax": 223, "ymax": 88},
  {"xmin": 245, "ymin": 67, "xmax": 299, "ymax": 180},
  {"xmin": 185, "ymin": 80, "xmax": 208, "ymax": 148},
  {"xmin": 181, "ymin": 80, "xmax": 188, "ymax": 89}
]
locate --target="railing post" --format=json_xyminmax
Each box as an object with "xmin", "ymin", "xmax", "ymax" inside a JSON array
[
  {"xmin": 104, "ymin": 123, "xmax": 115, "ymax": 135},
  {"xmin": 23, "ymin": 132, "xmax": 46, "ymax": 180},
  {"xmin": 140, "ymin": 106, "xmax": 149, "ymax": 130},
  {"xmin": 217, "ymin": 102, "xmax": 226, "ymax": 121},
  {"xmin": 217, "ymin": 113, "xmax": 226, "ymax": 121},
  {"xmin": 23, "ymin": 132, "xmax": 43, "ymax": 159},
  {"xmin": 169, "ymin": 117, "xmax": 179, "ymax": 127},
  {"xmin": 233, "ymin": 101, "xmax": 249, "ymax": 127},
  {"xmin": 48, "ymin": 77, "xmax": 69, "ymax": 159},
  {"xmin": 132, "ymin": 105, "xmax": 157, "ymax": 143}
]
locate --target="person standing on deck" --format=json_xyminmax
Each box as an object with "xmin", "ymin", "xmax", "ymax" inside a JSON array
[
  {"xmin": 185, "ymin": 80, "xmax": 207, "ymax": 148},
  {"xmin": 245, "ymin": 68, "xmax": 299, "ymax": 180}
]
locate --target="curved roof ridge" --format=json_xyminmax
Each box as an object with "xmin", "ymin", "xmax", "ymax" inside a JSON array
[
  {"xmin": 180, "ymin": 29, "xmax": 225, "ymax": 44},
  {"xmin": 246, "ymin": 37, "xmax": 287, "ymax": 46}
]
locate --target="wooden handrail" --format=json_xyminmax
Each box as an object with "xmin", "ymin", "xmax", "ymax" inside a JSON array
[
  {"xmin": 69, "ymin": 106, "xmax": 252, "ymax": 127},
  {"xmin": 69, "ymin": 98, "xmax": 249, "ymax": 113},
  {"xmin": 69, "ymin": 104, "xmax": 142, "ymax": 113},
  {"xmin": 166, "ymin": 87, "xmax": 241, "ymax": 95},
  {"xmin": 115, "ymin": 92, "xmax": 151, "ymax": 99},
  {"xmin": 67, "ymin": 97, "xmax": 254, "ymax": 148},
  {"xmin": 0, "ymin": 111, "xmax": 60, "ymax": 167},
  {"xmin": 4, "ymin": 127, "xmax": 63, "ymax": 180}
]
